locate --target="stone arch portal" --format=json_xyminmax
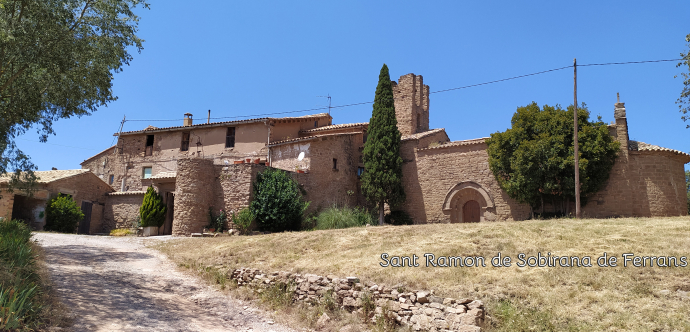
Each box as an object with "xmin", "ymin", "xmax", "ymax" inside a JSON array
[{"xmin": 442, "ymin": 182, "xmax": 495, "ymax": 223}]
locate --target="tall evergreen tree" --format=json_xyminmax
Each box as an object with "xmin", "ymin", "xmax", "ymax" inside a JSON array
[
  {"xmin": 139, "ymin": 186, "xmax": 166, "ymax": 228},
  {"xmin": 361, "ymin": 64, "xmax": 406, "ymax": 225}
]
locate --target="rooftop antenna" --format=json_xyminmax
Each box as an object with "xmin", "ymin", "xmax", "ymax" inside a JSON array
[{"xmin": 317, "ymin": 94, "xmax": 332, "ymax": 115}]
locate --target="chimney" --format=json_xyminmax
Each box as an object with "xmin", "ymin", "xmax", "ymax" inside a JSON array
[
  {"xmin": 613, "ymin": 93, "xmax": 629, "ymax": 151},
  {"xmin": 183, "ymin": 113, "xmax": 193, "ymax": 127}
]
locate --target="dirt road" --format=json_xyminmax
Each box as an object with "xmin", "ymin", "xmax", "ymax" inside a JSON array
[{"xmin": 34, "ymin": 233, "xmax": 297, "ymax": 332}]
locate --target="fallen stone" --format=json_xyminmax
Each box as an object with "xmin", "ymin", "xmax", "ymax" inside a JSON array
[{"xmin": 316, "ymin": 312, "xmax": 330, "ymax": 328}]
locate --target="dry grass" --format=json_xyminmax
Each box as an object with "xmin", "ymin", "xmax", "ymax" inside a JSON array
[{"xmin": 155, "ymin": 216, "xmax": 690, "ymax": 331}]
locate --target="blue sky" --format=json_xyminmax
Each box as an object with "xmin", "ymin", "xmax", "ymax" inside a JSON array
[{"xmin": 14, "ymin": 1, "xmax": 690, "ymax": 171}]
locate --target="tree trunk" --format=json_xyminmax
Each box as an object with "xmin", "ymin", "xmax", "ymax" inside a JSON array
[{"xmin": 379, "ymin": 203, "xmax": 384, "ymax": 226}]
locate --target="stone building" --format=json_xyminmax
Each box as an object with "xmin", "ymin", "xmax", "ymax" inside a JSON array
[
  {"xmin": 0, "ymin": 169, "xmax": 113, "ymax": 233},
  {"xmin": 73, "ymin": 73, "xmax": 688, "ymax": 235}
]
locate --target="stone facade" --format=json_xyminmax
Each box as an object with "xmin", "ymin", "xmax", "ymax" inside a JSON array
[
  {"xmin": 103, "ymin": 192, "xmax": 145, "ymax": 231},
  {"xmin": 231, "ymin": 267, "xmax": 484, "ymax": 332},
  {"xmin": 80, "ymin": 72, "xmax": 689, "ymax": 235},
  {"xmin": 0, "ymin": 170, "xmax": 113, "ymax": 232}
]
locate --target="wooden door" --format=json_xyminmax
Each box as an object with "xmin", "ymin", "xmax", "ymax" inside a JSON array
[
  {"xmin": 162, "ymin": 192, "xmax": 174, "ymax": 235},
  {"xmin": 463, "ymin": 200, "xmax": 480, "ymax": 223},
  {"xmin": 78, "ymin": 201, "xmax": 93, "ymax": 234}
]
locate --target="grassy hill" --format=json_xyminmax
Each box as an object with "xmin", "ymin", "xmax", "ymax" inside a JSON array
[{"xmin": 155, "ymin": 216, "xmax": 690, "ymax": 331}]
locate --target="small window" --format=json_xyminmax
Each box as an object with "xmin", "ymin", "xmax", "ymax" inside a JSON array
[
  {"xmin": 363, "ymin": 131, "xmax": 368, "ymax": 144},
  {"xmin": 357, "ymin": 167, "xmax": 364, "ymax": 177},
  {"xmin": 333, "ymin": 158, "xmax": 338, "ymax": 170},
  {"xmin": 142, "ymin": 167, "xmax": 152, "ymax": 179},
  {"xmin": 109, "ymin": 175, "xmax": 114, "ymax": 185},
  {"xmin": 226, "ymin": 127, "xmax": 236, "ymax": 148},
  {"xmin": 314, "ymin": 120, "xmax": 318, "ymax": 128},
  {"xmin": 145, "ymin": 135, "xmax": 154, "ymax": 156},
  {"xmin": 181, "ymin": 132, "xmax": 190, "ymax": 151}
]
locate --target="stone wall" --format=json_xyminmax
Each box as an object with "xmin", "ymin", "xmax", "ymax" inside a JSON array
[
  {"xmin": 630, "ymin": 151, "xmax": 688, "ymax": 217},
  {"xmin": 0, "ymin": 189, "xmax": 14, "ymax": 219},
  {"xmin": 393, "ymin": 74, "xmax": 429, "ymax": 136},
  {"xmin": 213, "ymin": 163, "xmax": 266, "ymax": 230},
  {"xmin": 231, "ymin": 268, "xmax": 484, "ymax": 332},
  {"xmin": 81, "ymin": 147, "xmax": 118, "ymax": 189},
  {"xmin": 173, "ymin": 158, "xmax": 217, "ymax": 236},
  {"xmin": 412, "ymin": 140, "xmax": 531, "ymax": 223},
  {"xmin": 103, "ymin": 192, "xmax": 144, "ymax": 232}
]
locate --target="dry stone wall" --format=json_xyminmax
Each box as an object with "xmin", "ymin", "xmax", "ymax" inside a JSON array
[
  {"xmin": 231, "ymin": 268, "xmax": 484, "ymax": 332},
  {"xmin": 103, "ymin": 193, "xmax": 144, "ymax": 232},
  {"xmin": 0, "ymin": 190, "xmax": 15, "ymax": 219},
  {"xmin": 173, "ymin": 158, "xmax": 216, "ymax": 236}
]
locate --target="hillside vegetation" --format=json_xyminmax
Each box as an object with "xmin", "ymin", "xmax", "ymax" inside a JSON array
[{"xmin": 156, "ymin": 216, "xmax": 690, "ymax": 331}]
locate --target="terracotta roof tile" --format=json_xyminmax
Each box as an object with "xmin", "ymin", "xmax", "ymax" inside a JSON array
[
  {"xmin": 401, "ymin": 128, "xmax": 448, "ymax": 141},
  {"xmin": 0, "ymin": 169, "xmax": 91, "ymax": 184},
  {"xmin": 117, "ymin": 113, "xmax": 332, "ymax": 136},
  {"xmin": 629, "ymin": 140, "xmax": 690, "ymax": 158},
  {"xmin": 300, "ymin": 122, "xmax": 368, "ymax": 134},
  {"xmin": 107, "ymin": 191, "xmax": 146, "ymax": 196},
  {"xmin": 417, "ymin": 137, "xmax": 488, "ymax": 151}
]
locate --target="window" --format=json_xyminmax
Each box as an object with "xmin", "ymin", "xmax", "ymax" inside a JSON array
[
  {"xmin": 314, "ymin": 120, "xmax": 318, "ymax": 128},
  {"xmin": 333, "ymin": 158, "xmax": 338, "ymax": 170},
  {"xmin": 145, "ymin": 135, "xmax": 154, "ymax": 156},
  {"xmin": 142, "ymin": 167, "xmax": 152, "ymax": 179},
  {"xmin": 357, "ymin": 167, "xmax": 364, "ymax": 177},
  {"xmin": 181, "ymin": 132, "xmax": 190, "ymax": 151},
  {"xmin": 109, "ymin": 175, "xmax": 114, "ymax": 185},
  {"xmin": 226, "ymin": 127, "xmax": 236, "ymax": 148},
  {"xmin": 363, "ymin": 131, "xmax": 368, "ymax": 144}
]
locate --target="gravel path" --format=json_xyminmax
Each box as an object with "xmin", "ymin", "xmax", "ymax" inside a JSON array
[{"xmin": 34, "ymin": 233, "xmax": 298, "ymax": 332}]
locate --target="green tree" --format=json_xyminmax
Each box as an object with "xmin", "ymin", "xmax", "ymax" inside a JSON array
[
  {"xmin": 139, "ymin": 186, "xmax": 166, "ymax": 228},
  {"xmin": 679, "ymin": 33, "xmax": 690, "ymax": 127},
  {"xmin": 44, "ymin": 194, "xmax": 84, "ymax": 233},
  {"xmin": 361, "ymin": 64, "xmax": 406, "ymax": 225},
  {"xmin": 250, "ymin": 168, "xmax": 308, "ymax": 232},
  {"xmin": 486, "ymin": 102, "xmax": 619, "ymax": 215},
  {"xmin": 0, "ymin": 0, "xmax": 148, "ymax": 191}
]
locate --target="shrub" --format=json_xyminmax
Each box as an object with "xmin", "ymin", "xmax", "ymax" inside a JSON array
[
  {"xmin": 384, "ymin": 210, "xmax": 414, "ymax": 225},
  {"xmin": 208, "ymin": 208, "xmax": 227, "ymax": 232},
  {"xmin": 250, "ymin": 168, "xmax": 309, "ymax": 232},
  {"xmin": 44, "ymin": 194, "xmax": 84, "ymax": 233},
  {"xmin": 314, "ymin": 206, "xmax": 373, "ymax": 230},
  {"xmin": 139, "ymin": 186, "xmax": 166, "ymax": 228},
  {"xmin": 109, "ymin": 228, "xmax": 134, "ymax": 236},
  {"xmin": 232, "ymin": 208, "xmax": 254, "ymax": 235},
  {"xmin": 0, "ymin": 219, "xmax": 42, "ymax": 330}
]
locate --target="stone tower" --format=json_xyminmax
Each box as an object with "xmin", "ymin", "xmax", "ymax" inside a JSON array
[{"xmin": 392, "ymin": 73, "xmax": 429, "ymax": 136}]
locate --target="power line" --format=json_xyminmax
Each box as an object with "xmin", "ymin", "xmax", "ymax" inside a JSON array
[
  {"xmin": 15, "ymin": 138, "xmax": 102, "ymax": 151},
  {"xmin": 122, "ymin": 58, "xmax": 684, "ymax": 123}
]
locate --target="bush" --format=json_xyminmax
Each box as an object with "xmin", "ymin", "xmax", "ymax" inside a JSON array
[
  {"xmin": 44, "ymin": 194, "xmax": 84, "ymax": 233},
  {"xmin": 250, "ymin": 168, "xmax": 309, "ymax": 232},
  {"xmin": 0, "ymin": 219, "xmax": 43, "ymax": 330},
  {"xmin": 314, "ymin": 205, "xmax": 373, "ymax": 230},
  {"xmin": 208, "ymin": 208, "xmax": 227, "ymax": 232},
  {"xmin": 232, "ymin": 208, "xmax": 254, "ymax": 235},
  {"xmin": 139, "ymin": 186, "xmax": 166, "ymax": 228},
  {"xmin": 385, "ymin": 210, "xmax": 414, "ymax": 225}
]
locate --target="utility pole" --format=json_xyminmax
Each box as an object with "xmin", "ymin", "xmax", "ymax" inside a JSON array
[
  {"xmin": 574, "ymin": 58, "xmax": 581, "ymax": 218},
  {"xmin": 117, "ymin": 115, "xmax": 127, "ymax": 192}
]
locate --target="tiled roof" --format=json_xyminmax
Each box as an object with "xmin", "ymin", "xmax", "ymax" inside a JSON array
[
  {"xmin": 108, "ymin": 191, "xmax": 146, "ymax": 196},
  {"xmin": 268, "ymin": 132, "xmax": 362, "ymax": 147},
  {"xmin": 417, "ymin": 137, "xmax": 489, "ymax": 151},
  {"xmin": 117, "ymin": 113, "xmax": 332, "ymax": 136},
  {"xmin": 150, "ymin": 172, "xmax": 177, "ymax": 179},
  {"xmin": 401, "ymin": 128, "xmax": 448, "ymax": 141},
  {"xmin": 80, "ymin": 146, "xmax": 116, "ymax": 165},
  {"xmin": 300, "ymin": 122, "xmax": 368, "ymax": 134},
  {"xmin": 0, "ymin": 169, "xmax": 91, "ymax": 184},
  {"xmin": 629, "ymin": 140, "xmax": 690, "ymax": 158}
]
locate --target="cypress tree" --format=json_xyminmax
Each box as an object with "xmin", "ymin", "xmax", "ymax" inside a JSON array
[
  {"xmin": 139, "ymin": 186, "xmax": 166, "ymax": 228},
  {"xmin": 361, "ymin": 64, "xmax": 406, "ymax": 225}
]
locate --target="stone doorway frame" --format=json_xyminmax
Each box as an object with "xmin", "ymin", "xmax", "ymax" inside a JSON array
[{"xmin": 442, "ymin": 182, "xmax": 494, "ymax": 223}]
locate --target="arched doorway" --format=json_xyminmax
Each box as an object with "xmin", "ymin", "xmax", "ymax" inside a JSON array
[
  {"xmin": 442, "ymin": 182, "xmax": 495, "ymax": 223},
  {"xmin": 463, "ymin": 200, "xmax": 480, "ymax": 223}
]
